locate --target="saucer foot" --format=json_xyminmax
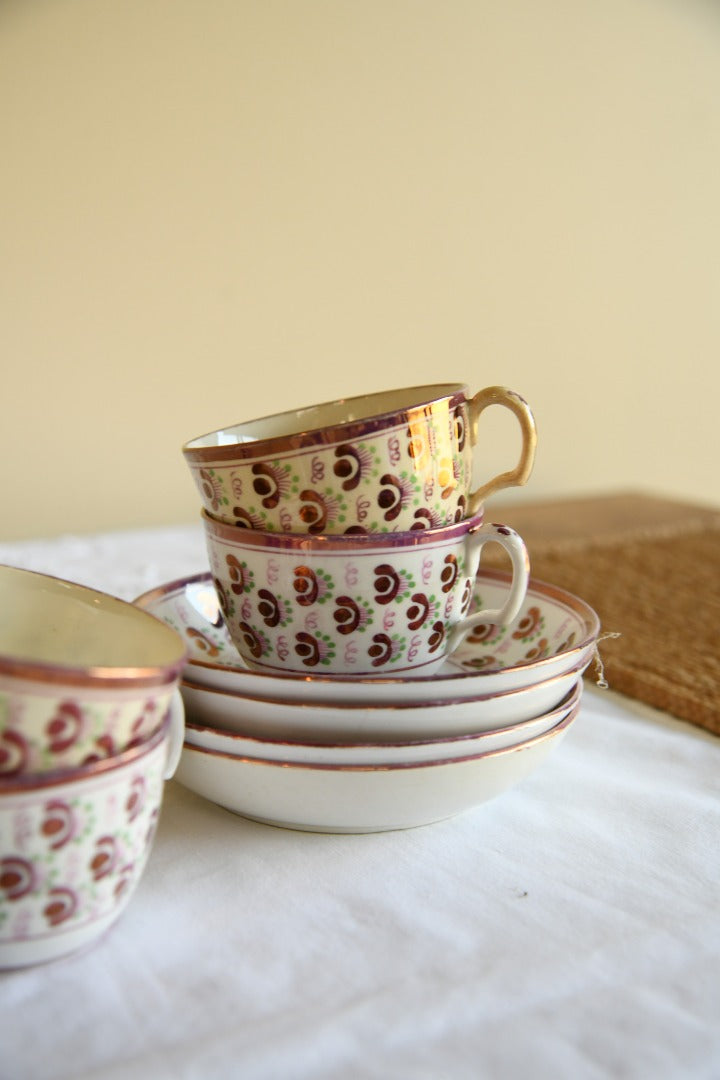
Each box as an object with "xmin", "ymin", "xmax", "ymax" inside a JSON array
[{"xmin": 229, "ymin": 808, "xmax": 462, "ymax": 834}]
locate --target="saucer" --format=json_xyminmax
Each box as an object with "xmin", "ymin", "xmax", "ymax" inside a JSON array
[
  {"xmin": 173, "ymin": 700, "xmax": 579, "ymax": 833},
  {"xmin": 183, "ymin": 680, "xmax": 582, "ymax": 765},
  {"xmin": 179, "ymin": 664, "xmax": 586, "ymax": 742},
  {"xmin": 134, "ymin": 568, "xmax": 600, "ymax": 705}
]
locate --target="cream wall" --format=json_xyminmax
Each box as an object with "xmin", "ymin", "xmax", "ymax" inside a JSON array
[{"xmin": 2, "ymin": 0, "xmax": 719, "ymax": 541}]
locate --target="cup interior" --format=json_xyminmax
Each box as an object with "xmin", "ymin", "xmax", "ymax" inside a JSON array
[
  {"xmin": 183, "ymin": 382, "xmax": 466, "ymax": 450},
  {"xmin": 0, "ymin": 565, "xmax": 186, "ymax": 676}
]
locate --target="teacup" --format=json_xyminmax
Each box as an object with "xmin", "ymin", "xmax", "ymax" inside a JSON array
[
  {"xmin": 183, "ymin": 383, "xmax": 536, "ymax": 534},
  {"xmin": 0, "ymin": 714, "xmax": 182, "ymax": 969},
  {"xmin": 0, "ymin": 565, "xmax": 187, "ymax": 776},
  {"xmin": 202, "ymin": 509, "xmax": 530, "ymax": 677}
]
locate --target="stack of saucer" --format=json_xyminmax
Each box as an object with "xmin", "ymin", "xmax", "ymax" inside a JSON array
[
  {"xmin": 0, "ymin": 566, "xmax": 187, "ymax": 968},
  {"xmin": 136, "ymin": 382, "xmax": 600, "ymax": 833},
  {"xmin": 136, "ymin": 567, "xmax": 598, "ymax": 832}
]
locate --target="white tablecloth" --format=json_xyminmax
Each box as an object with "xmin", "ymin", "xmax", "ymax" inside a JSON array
[{"xmin": 1, "ymin": 526, "xmax": 719, "ymax": 1080}]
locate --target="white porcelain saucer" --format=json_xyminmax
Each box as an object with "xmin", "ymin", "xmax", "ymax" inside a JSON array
[
  {"xmin": 180, "ymin": 663, "xmax": 586, "ymax": 742},
  {"xmin": 183, "ymin": 680, "xmax": 581, "ymax": 765},
  {"xmin": 173, "ymin": 699, "xmax": 579, "ymax": 833},
  {"xmin": 134, "ymin": 569, "xmax": 600, "ymax": 705}
]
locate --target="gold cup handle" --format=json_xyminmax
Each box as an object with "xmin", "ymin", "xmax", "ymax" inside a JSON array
[{"xmin": 466, "ymin": 386, "xmax": 537, "ymax": 514}]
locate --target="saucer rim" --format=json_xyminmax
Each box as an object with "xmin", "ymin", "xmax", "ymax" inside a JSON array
[
  {"xmin": 178, "ymin": 700, "xmax": 578, "ymax": 773},
  {"xmin": 183, "ymin": 680, "xmax": 581, "ymax": 754},
  {"xmin": 180, "ymin": 656, "xmax": 589, "ymax": 713}
]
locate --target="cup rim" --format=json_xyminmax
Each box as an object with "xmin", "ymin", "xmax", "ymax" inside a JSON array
[
  {"xmin": 0, "ymin": 564, "xmax": 187, "ymax": 689},
  {"xmin": 201, "ymin": 507, "xmax": 489, "ymax": 550},
  {"xmin": 0, "ymin": 714, "xmax": 170, "ymax": 793},
  {"xmin": 182, "ymin": 382, "xmax": 469, "ymax": 462}
]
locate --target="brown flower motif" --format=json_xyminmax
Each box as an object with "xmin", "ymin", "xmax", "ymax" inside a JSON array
[
  {"xmin": 41, "ymin": 800, "xmax": 76, "ymax": 850},
  {"xmin": 199, "ymin": 469, "xmax": 225, "ymax": 512},
  {"xmin": 186, "ymin": 627, "xmax": 221, "ymax": 657},
  {"xmin": 43, "ymin": 886, "xmax": 78, "ymax": 927},
  {"xmin": 511, "ymin": 606, "xmax": 544, "ymax": 641},
  {"xmin": 90, "ymin": 835, "xmax": 118, "ymax": 881},
  {"xmin": 0, "ymin": 856, "xmax": 36, "ymax": 900},
  {"xmin": 45, "ymin": 701, "xmax": 84, "ymax": 754}
]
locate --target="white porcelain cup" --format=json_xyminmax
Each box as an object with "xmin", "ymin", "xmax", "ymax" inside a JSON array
[
  {"xmin": 0, "ymin": 708, "xmax": 183, "ymax": 970},
  {"xmin": 0, "ymin": 565, "xmax": 187, "ymax": 777},
  {"xmin": 203, "ymin": 510, "xmax": 530, "ymax": 678}
]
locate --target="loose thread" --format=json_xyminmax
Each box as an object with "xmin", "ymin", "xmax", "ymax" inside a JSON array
[{"xmin": 593, "ymin": 631, "xmax": 622, "ymax": 689}]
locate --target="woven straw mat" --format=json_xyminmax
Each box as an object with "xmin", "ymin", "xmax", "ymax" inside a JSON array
[{"xmin": 487, "ymin": 516, "xmax": 720, "ymax": 736}]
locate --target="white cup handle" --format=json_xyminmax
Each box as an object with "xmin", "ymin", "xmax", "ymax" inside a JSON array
[
  {"xmin": 163, "ymin": 688, "xmax": 186, "ymax": 779},
  {"xmin": 446, "ymin": 522, "xmax": 530, "ymax": 653}
]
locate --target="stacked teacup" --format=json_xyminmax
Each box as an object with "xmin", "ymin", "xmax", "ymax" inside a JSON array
[
  {"xmin": 158, "ymin": 382, "xmax": 598, "ymax": 831},
  {"xmin": 0, "ymin": 566, "xmax": 187, "ymax": 968},
  {"xmin": 182, "ymin": 384, "xmax": 537, "ymax": 678}
]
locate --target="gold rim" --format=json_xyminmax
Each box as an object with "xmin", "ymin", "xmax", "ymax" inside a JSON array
[{"xmin": 178, "ymin": 701, "xmax": 578, "ymax": 773}]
